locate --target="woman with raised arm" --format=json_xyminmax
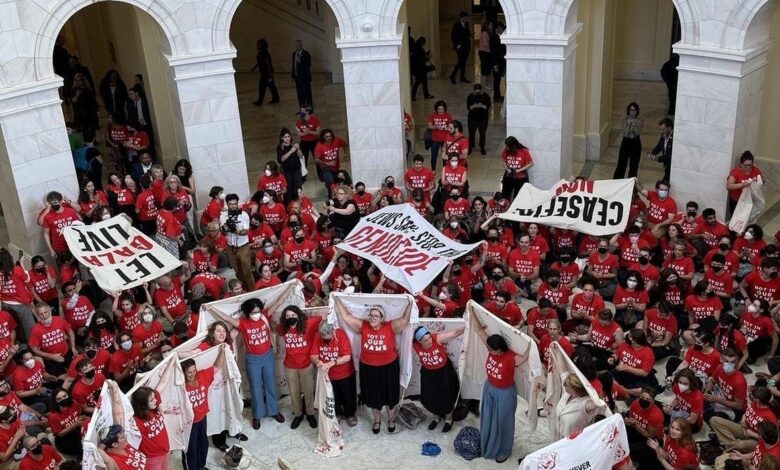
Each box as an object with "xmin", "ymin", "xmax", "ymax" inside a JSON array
[
  {"xmin": 470, "ymin": 313, "xmax": 529, "ymax": 463},
  {"xmin": 334, "ymin": 301, "xmax": 411, "ymax": 434},
  {"xmin": 97, "ymin": 381, "xmax": 148, "ymax": 470}
]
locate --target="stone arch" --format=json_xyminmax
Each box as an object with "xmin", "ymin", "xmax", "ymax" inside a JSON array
[
  {"xmin": 378, "ymin": 0, "xmax": 405, "ymax": 39},
  {"xmin": 33, "ymin": 0, "xmax": 183, "ymax": 83},
  {"xmin": 212, "ymin": 0, "xmax": 360, "ymax": 52},
  {"xmin": 731, "ymin": 0, "xmax": 778, "ymax": 49},
  {"xmin": 671, "ymin": 0, "xmax": 701, "ymax": 46}
]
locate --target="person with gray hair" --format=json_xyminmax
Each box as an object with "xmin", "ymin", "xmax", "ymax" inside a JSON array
[{"xmin": 309, "ymin": 320, "xmax": 358, "ymax": 427}]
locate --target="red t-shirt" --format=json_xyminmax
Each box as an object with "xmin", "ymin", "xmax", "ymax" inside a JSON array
[
  {"xmin": 132, "ymin": 322, "xmax": 164, "ymax": 351},
  {"xmin": 134, "ymin": 408, "xmax": 170, "ymax": 457},
  {"xmin": 704, "ymin": 248, "xmax": 739, "ymax": 274},
  {"xmin": 616, "ymin": 237, "xmax": 650, "ymax": 267},
  {"xmin": 41, "ymin": 207, "xmax": 80, "ymax": 253},
  {"xmin": 734, "ymin": 237, "xmax": 766, "ymax": 261},
  {"xmin": 570, "ymin": 293, "xmax": 606, "ymax": 318},
  {"xmin": 11, "ymin": 361, "xmax": 44, "ymax": 392},
  {"xmin": 190, "ymin": 272, "xmax": 225, "ymax": 300},
  {"xmin": 432, "ymin": 299, "xmax": 458, "ymax": 318},
  {"xmin": 645, "ymin": 192, "xmax": 677, "ymax": 225},
  {"xmin": 590, "ymin": 319, "xmax": 620, "ymax": 350},
  {"xmin": 502, "ymin": 148, "xmax": 532, "ymax": 179},
  {"xmin": 413, "ymin": 334, "xmax": 449, "ymax": 371},
  {"xmin": 107, "ymin": 445, "xmax": 147, "ymax": 470},
  {"xmin": 712, "ymin": 365, "xmax": 747, "ymax": 410},
  {"xmin": 49, "ymin": 402, "xmax": 81, "ymax": 435},
  {"xmin": 684, "ymin": 294, "xmax": 721, "ymax": 322},
  {"xmin": 255, "ymin": 248, "xmax": 282, "ymax": 272},
  {"xmin": 134, "ymin": 189, "xmax": 158, "ymax": 221},
  {"xmin": 18, "ymin": 444, "xmax": 62, "ymax": 470},
  {"xmin": 537, "ymin": 283, "xmax": 570, "ymax": 307},
  {"xmin": 693, "ymin": 221, "xmax": 730, "ymax": 248},
  {"xmin": 428, "ymin": 112, "xmax": 452, "ymax": 143},
  {"xmin": 352, "ymin": 192, "xmax": 373, "ymax": 215},
  {"xmin": 0, "ymin": 266, "xmax": 32, "ymax": 304},
  {"xmin": 295, "ymin": 115, "xmax": 321, "ymax": 142},
  {"xmin": 672, "ymin": 383, "xmax": 704, "ymax": 428},
  {"xmin": 61, "ymin": 295, "xmax": 95, "ymax": 329},
  {"xmin": 740, "ymin": 312, "xmax": 776, "ymax": 342},
  {"xmin": 28, "ymin": 317, "xmax": 71, "ymax": 355},
  {"xmin": 283, "ymin": 239, "xmax": 316, "ymax": 270},
  {"xmin": 663, "ymin": 437, "xmax": 699, "ymax": 469},
  {"xmin": 67, "ymin": 349, "xmax": 110, "ymax": 378},
  {"xmin": 482, "ymin": 278, "xmax": 517, "ymax": 303},
  {"xmin": 615, "ymin": 343, "xmax": 655, "ymax": 374},
  {"xmin": 165, "ymin": 189, "xmax": 190, "ymax": 223},
  {"xmin": 186, "ymin": 367, "xmax": 215, "ymax": 423},
  {"xmin": 442, "ymin": 197, "xmax": 470, "ymax": 218},
  {"xmin": 109, "ymin": 344, "xmax": 143, "ymax": 377},
  {"xmin": 704, "ymin": 269, "xmax": 734, "ymax": 296},
  {"xmin": 729, "ymin": 166, "xmax": 762, "ymax": 201},
  {"xmin": 485, "ymin": 350, "xmax": 516, "ymax": 388},
  {"xmin": 404, "ymin": 167, "xmax": 435, "ymax": 197},
  {"xmin": 507, "ymin": 248, "xmax": 540, "ymax": 277},
  {"xmin": 628, "ymin": 400, "xmax": 664, "ymax": 439},
  {"xmin": 71, "ymin": 373, "xmax": 105, "ymax": 409},
  {"xmin": 27, "ymin": 267, "xmax": 58, "ymax": 302},
  {"xmin": 153, "ymin": 278, "xmax": 186, "ymax": 317},
  {"xmin": 0, "ymin": 311, "xmax": 18, "ymax": 340},
  {"xmin": 743, "ymin": 401, "xmax": 777, "ymax": 432},
  {"xmin": 199, "ymin": 198, "xmax": 223, "ymax": 225},
  {"xmin": 613, "ymin": 286, "xmax": 649, "ymax": 307},
  {"xmin": 751, "ymin": 440, "xmax": 780, "ymax": 468},
  {"xmin": 314, "ymin": 137, "xmax": 347, "ymax": 170},
  {"xmin": 257, "ymin": 173, "xmax": 287, "ymax": 193},
  {"xmin": 527, "ymin": 308, "xmax": 559, "ymax": 340},
  {"xmin": 550, "ymin": 262, "xmax": 580, "ymax": 286},
  {"xmin": 440, "ymin": 165, "xmax": 467, "ymax": 193},
  {"xmin": 663, "ymin": 256, "xmax": 695, "ymax": 279},
  {"xmin": 682, "ymin": 347, "xmax": 721, "ymax": 379},
  {"xmin": 155, "ymin": 210, "xmax": 181, "ymax": 238},
  {"xmin": 484, "ymin": 302, "xmax": 523, "ymax": 326},
  {"xmin": 311, "ymin": 329, "xmax": 354, "ymax": 380},
  {"xmin": 644, "ymin": 309, "xmax": 677, "ymax": 344},
  {"xmin": 539, "ymin": 335, "xmax": 573, "ymax": 369},
  {"xmin": 116, "ymin": 306, "xmax": 141, "ymax": 332},
  {"xmin": 743, "ymin": 271, "xmax": 780, "ymax": 303},
  {"xmin": 282, "ymin": 316, "xmax": 322, "ymax": 369},
  {"xmin": 484, "ymin": 241, "xmax": 509, "ymax": 268},
  {"xmin": 360, "ymin": 320, "xmax": 397, "ymax": 366},
  {"xmin": 239, "ymin": 316, "xmax": 272, "ymax": 356},
  {"xmin": 260, "ymin": 203, "xmax": 287, "ymax": 231},
  {"xmin": 0, "ymin": 338, "xmax": 16, "ymax": 378},
  {"xmin": 587, "ymin": 252, "xmax": 619, "ymax": 276}
]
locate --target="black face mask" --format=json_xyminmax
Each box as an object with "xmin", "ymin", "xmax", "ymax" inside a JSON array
[
  {"xmin": 250, "ymin": 223, "xmax": 260, "ymax": 228},
  {"xmin": 34, "ymin": 266, "xmax": 45, "ymax": 273},
  {"xmin": 294, "ymin": 236, "xmax": 305, "ymax": 244},
  {"xmin": 413, "ymin": 197, "xmax": 422, "ymax": 202},
  {"xmin": 30, "ymin": 445, "xmax": 42, "ymax": 456},
  {"xmin": 772, "ymin": 272, "xmax": 779, "ymax": 279},
  {"xmin": 57, "ymin": 397, "xmax": 73, "ymax": 408},
  {"xmin": 712, "ymin": 264, "xmax": 723, "ymax": 272},
  {"xmin": 386, "ymin": 181, "xmax": 395, "ymax": 189},
  {"xmin": 1, "ymin": 414, "xmax": 16, "ymax": 424},
  {"xmin": 336, "ymin": 177, "xmax": 345, "ymax": 183},
  {"xmin": 638, "ymin": 256, "xmax": 649, "ymax": 266},
  {"xmin": 451, "ymin": 195, "xmax": 460, "ymax": 201},
  {"xmin": 492, "ymin": 273, "xmax": 503, "ymax": 281},
  {"xmin": 285, "ymin": 317, "xmax": 298, "ymax": 328},
  {"xmin": 548, "ymin": 280, "xmax": 560, "ymax": 288},
  {"xmin": 687, "ymin": 211, "xmax": 697, "ymax": 217},
  {"xmin": 356, "ymin": 190, "xmax": 365, "ymax": 196},
  {"xmin": 228, "ymin": 209, "xmax": 242, "ymax": 216},
  {"xmin": 452, "ymin": 267, "xmax": 462, "ymax": 275},
  {"xmin": 638, "ymin": 398, "xmax": 652, "ymax": 409},
  {"xmin": 50, "ymin": 204, "xmax": 61, "ymax": 212},
  {"xmin": 598, "ymin": 247, "xmax": 608, "ymax": 254},
  {"xmin": 718, "ymin": 243, "xmax": 730, "ymax": 251},
  {"xmin": 0, "ymin": 389, "xmax": 8, "ymax": 397},
  {"xmin": 559, "ymin": 256, "xmax": 571, "ymax": 263},
  {"xmin": 83, "ymin": 369, "xmax": 96, "ymax": 379},
  {"xmin": 693, "ymin": 344, "xmax": 703, "ymax": 351},
  {"xmin": 487, "ymin": 236, "xmax": 498, "ymax": 243},
  {"xmin": 85, "ymin": 350, "xmax": 97, "ymax": 359}
]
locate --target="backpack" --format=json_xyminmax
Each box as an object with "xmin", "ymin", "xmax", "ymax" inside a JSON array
[
  {"xmin": 453, "ymin": 426, "xmax": 481, "ymax": 460},
  {"xmin": 72, "ymin": 147, "xmax": 90, "ymax": 172},
  {"xmin": 397, "ymin": 402, "xmax": 426, "ymax": 430}
]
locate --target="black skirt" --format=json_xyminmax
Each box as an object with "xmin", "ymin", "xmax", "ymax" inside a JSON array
[
  {"xmin": 359, "ymin": 357, "xmax": 401, "ymax": 409},
  {"xmin": 420, "ymin": 358, "xmax": 460, "ymax": 417}
]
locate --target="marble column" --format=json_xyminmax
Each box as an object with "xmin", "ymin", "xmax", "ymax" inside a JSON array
[
  {"xmin": 503, "ymin": 29, "xmax": 580, "ymax": 190},
  {"xmin": 670, "ymin": 43, "xmax": 769, "ymax": 218},
  {"xmin": 337, "ymin": 38, "xmax": 405, "ymax": 189},
  {"xmin": 167, "ymin": 51, "xmax": 251, "ymax": 206},
  {"xmin": 0, "ymin": 79, "xmax": 80, "ymax": 255}
]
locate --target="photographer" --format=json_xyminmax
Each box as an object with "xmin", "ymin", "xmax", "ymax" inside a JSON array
[
  {"xmin": 219, "ymin": 193, "xmax": 254, "ymax": 290},
  {"xmin": 325, "ymin": 185, "xmax": 359, "ymax": 239}
]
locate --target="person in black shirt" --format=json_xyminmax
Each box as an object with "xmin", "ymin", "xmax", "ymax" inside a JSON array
[
  {"xmin": 411, "ymin": 37, "xmax": 434, "ymax": 100},
  {"xmin": 326, "ymin": 185, "xmax": 359, "ymax": 239},
  {"xmin": 276, "ymin": 127, "xmax": 303, "ymax": 203},
  {"xmin": 466, "ymin": 84, "xmax": 491, "ymax": 155},
  {"xmin": 490, "ymin": 22, "xmax": 507, "ymax": 102},
  {"xmin": 449, "ymin": 12, "xmax": 471, "ymax": 84},
  {"xmin": 252, "ymin": 39, "xmax": 280, "ymax": 106}
]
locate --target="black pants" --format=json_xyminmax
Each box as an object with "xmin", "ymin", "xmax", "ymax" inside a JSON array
[
  {"xmin": 614, "ymin": 136, "xmax": 642, "ymax": 179},
  {"xmin": 467, "ymin": 118, "xmax": 488, "ymax": 152},
  {"xmin": 54, "ymin": 428, "xmax": 82, "ymax": 458},
  {"xmin": 450, "ymin": 47, "xmax": 470, "ymax": 81},
  {"xmin": 501, "ymin": 174, "xmax": 526, "ymax": 201},
  {"xmin": 184, "ymin": 417, "xmax": 208, "ymax": 470},
  {"xmin": 651, "ymin": 345, "xmax": 674, "ymax": 361},
  {"xmin": 257, "ymin": 74, "xmax": 280, "ymax": 104},
  {"xmin": 299, "ymin": 140, "xmax": 316, "ymax": 169},
  {"xmin": 284, "ymin": 170, "xmax": 303, "ymax": 204},
  {"xmin": 586, "ymin": 345, "xmax": 614, "ymax": 371},
  {"xmin": 747, "ymin": 336, "xmax": 772, "ymax": 363},
  {"xmin": 295, "ymin": 78, "xmax": 313, "ymax": 108},
  {"xmin": 411, "ymin": 73, "xmax": 431, "ymax": 99},
  {"xmin": 768, "ymin": 355, "xmax": 780, "ymax": 376},
  {"xmin": 628, "ymin": 428, "xmax": 664, "ymax": 470},
  {"xmin": 332, "ymin": 373, "xmax": 358, "ymax": 418},
  {"xmin": 138, "ymin": 219, "xmax": 157, "ymax": 238},
  {"xmin": 493, "ymin": 66, "xmax": 504, "ymax": 99}
]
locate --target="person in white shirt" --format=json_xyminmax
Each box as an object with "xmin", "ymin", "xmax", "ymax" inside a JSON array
[{"xmin": 219, "ymin": 193, "xmax": 253, "ymax": 290}]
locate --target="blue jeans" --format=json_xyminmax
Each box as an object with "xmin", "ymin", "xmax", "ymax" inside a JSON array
[
  {"xmin": 430, "ymin": 141, "xmax": 442, "ymax": 171},
  {"xmin": 246, "ymin": 350, "xmax": 278, "ymax": 419}
]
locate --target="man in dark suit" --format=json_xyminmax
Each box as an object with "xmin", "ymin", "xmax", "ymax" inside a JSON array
[
  {"xmin": 649, "ymin": 118, "xmax": 674, "ymax": 182},
  {"xmin": 125, "ymin": 85, "xmax": 154, "ymax": 151},
  {"xmin": 291, "ymin": 40, "xmax": 313, "ymax": 108},
  {"xmin": 449, "ymin": 11, "xmax": 471, "ymax": 84}
]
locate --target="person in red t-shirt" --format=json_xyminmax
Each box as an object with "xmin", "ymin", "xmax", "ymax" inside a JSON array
[
  {"xmin": 538, "ymin": 319, "xmax": 573, "ymax": 371},
  {"xmin": 181, "ymin": 360, "xmax": 215, "ymax": 469},
  {"xmin": 441, "ymin": 120, "xmax": 468, "ymax": 167},
  {"xmin": 310, "ymin": 323, "xmax": 357, "ymax": 426},
  {"xmin": 507, "ymin": 232, "xmax": 541, "ymax": 298},
  {"xmin": 134, "ymin": 173, "xmax": 159, "ymax": 236},
  {"xmin": 726, "ymin": 151, "xmax": 763, "ymax": 214},
  {"xmin": 739, "ymin": 257, "xmax": 780, "ymax": 306},
  {"xmin": 727, "ymin": 421, "xmax": 780, "ymax": 469},
  {"xmin": 313, "ymin": 129, "xmax": 347, "ymax": 191},
  {"xmin": 427, "ymin": 101, "xmax": 452, "ymax": 171},
  {"xmin": 18, "ymin": 437, "xmax": 61, "ymax": 470},
  {"xmin": 570, "ymin": 309, "xmax": 624, "ymax": 369},
  {"xmin": 740, "ymin": 299, "xmax": 778, "ymax": 364},
  {"xmin": 295, "ymin": 105, "xmax": 321, "ymax": 165},
  {"xmin": 646, "ymin": 418, "xmax": 700, "ymax": 469},
  {"xmin": 257, "ymin": 161, "xmax": 287, "ymax": 195},
  {"xmin": 703, "ymin": 349, "xmax": 747, "ymax": 425},
  {"xmin": 111, "ymin": 331, "xmax": 142, "ymax": 392},
  {"xmin": 29, "ymin": 304, "xmax": 75, "ymax": 376},
  {"xmin": 334, "ymin": 302, "xmax": 412, "ymax": 434},
  {"xmin": 636, "ymin": 179, "xmax": 677, "ymax": 236},
  {"xmin": 38, "ymin": 191, "xmax": 81, "ymax": 258},
  {"xmin": 690, "ymin": 208, "xmax": 729, "ymax": 254},
  {"xmin": 411, "ymin": 325, "xmax": 464, "ymax": 432},
  {"xmin": 27, "ymin": 256, "xmax": 58, "ymax": 314},
  {"xmin": 610, "ymin": 329, "xmax": 658, "ymax": 394},
  {"xmin": 470, "ymin": 314, "xmax": 529, "ymax": 462},
  {"xmin": 500, "ymin": 136, "xmax": 533, "ymax": 201},
  {"xmin": 681, "ymin": 281, "xmax": 722, "ymax": 345},
  {"xmin": 131, "ymin": 387, "xmax": 170, "ymax": 468},
  {"xmin": 49, "ymin": 387, "xmax": 83, "ymax": 456},
  {"xmin": 664, "ymin": 368, "xmax": 704, "ymax": 432},
  {"xmin": 60, "ymin": 280, "xmax": 95, "ymax": 338},
  {"xmin": 586, "ymin": 238, "xmax": 619, "ymax": 299},
  {"xmin": 199, "ymin": 186, "xmax": 225, "ymax": 234},
  {"xmin": 405, "ymin": 155, "xmax": 436, "ymax": 201},
  {"xmin": 153, "ymin": 275, "xmax": 187, "ymax": 324},
  {"xmin": 418, "ymin": 283, "xmax": 459, "ymax": 318},
  {"xmin": 613, "ymin": 271, "xmax": 649, "ymax": 329},
  {"xmin": 640, "ymin": 301, "xmax": 678, "ymax": 359},
  {"xmin": 566, "ymin": 279, "xmax": 606, "ymax": 333},
  {"xmin": 132, "ymin": 307, "xmax": 165, "ymax": 361},
  {"xmin": 278, "ymin": 307, "xmax": 321, "ymax": 429},
  {"xmin": 484, "ymin": 291, "xmax": 524, "ymax": 328},
  {"xmin": 625, "ymin": 386, "xmax": 666, "ymax": 466}
]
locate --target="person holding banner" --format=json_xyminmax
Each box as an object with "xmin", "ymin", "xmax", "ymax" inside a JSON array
[
  {"xmin": 334, "ymin": 302, "xmax": 411, "ymax": 434},
  {"xmin": 411, "ymin": 325, "xmax": 463, "ymax": 433},
  {"xmin": 418, "ymin": 283, "xmax": 459, "ymax": 318},
  {"xmin": 726, "ymin": 151, "xmax": 763, "ymax": 216},
  {"xmin": 554, "ymin": 373, "xmax": 597, "ymax": 440},
  {"xmin": 310, "ymin": 322, "xmax": 357, "ymax": 427},
  {"xmin": 182, "ymin": 359, "xmax": 215, "ymax": 469},
  {"xmin": 469, "ymin": 313, "xmax": 529, "ymax": 463},
  {"xmin": 110, "ymin": 331, "xmax": 142, "ymax": 392},
  {"xmin": 131, "ymin": 386, "xmax": 170, "ymax": 470},
  {"xmin": 278, "ymin": 306, "xmax": 320, "ymax": 430},
  {"xmin": 500, "ymin": 136, "xmax": 533, "ymax": 201},
  {"xmin": 98, "ymin": 424, "xmax": 148, "ymax": 470}
]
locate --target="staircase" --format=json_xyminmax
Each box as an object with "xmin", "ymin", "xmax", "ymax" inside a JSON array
[{"xmin": 242, "ymin": 0, "xmax": 326, "ymax": 40}]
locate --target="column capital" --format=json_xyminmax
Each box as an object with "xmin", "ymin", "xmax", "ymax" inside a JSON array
[
  {"xmin": 336, "ymin": 37, "xmax": 402, "ymax": 62},
  {"xmin": 0, "ymin": 77, "xmax": 62, "ymax": 116},
  {"xmin": 166, "ymin": 50, "xmax": 238, "ymax": 80},
  {"xmin": 673, "ymin": 40, "xmax": 773, "ymax": 78},
  {"xmin": 501, "ymin": 24, "xmax": 582, "ymax": 61}
]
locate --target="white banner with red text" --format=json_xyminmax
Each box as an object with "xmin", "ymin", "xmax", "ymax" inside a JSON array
[
  {"xmin": 336, "ymin": 205, "xmax": 481, "ymax": 294},
  {"xmin": 63, "ymin": 215, "xmax": 182, "ymax": 292},
  {"xmin": 499, "ymin": 179, "xmax": 634, "ymax": 236}
]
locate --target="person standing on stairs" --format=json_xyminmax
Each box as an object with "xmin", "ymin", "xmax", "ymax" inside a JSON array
[{"xmin": 252, "ymin": 39, "xmax": 280, "ymax": 106}]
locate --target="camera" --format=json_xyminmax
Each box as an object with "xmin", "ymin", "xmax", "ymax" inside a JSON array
[{"xmin": 222, "ymin": 211, "xmax": 241, "ymax": 233}]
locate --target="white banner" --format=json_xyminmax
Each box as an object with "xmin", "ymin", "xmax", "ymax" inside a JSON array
[
  {"xmin": 519, "ymin": 414, "xmax": 630, "ymax": 470},
  {"xmin": 499, "ymin": 179, "xmax": 634, "ymax": 236},
  {"xmin": 336, "ymin": 205, "xmax": 480, "ymax": 294},
  {"xmin": 314, "ymin": 369, "xmax": 344, "ymax": 457},
  {"xmin": 198, "ymin": 280, "xmax": 306, "ymax": 395},
  {"xmin": 83, "ymin": 381, "xmax": 142, "ymax": 470},
  {"xmin": 459, "ymin": 301, "xmax": 544, "ymax": 430},
  {"xmin": 406, "ymin": 318, "xmax": 464, "ymax": 396},
  {"xmin": 174, "ymin": 337, "xmax": 245, "ymax": 436},
  {"xmin": 131, "ymin": 353, "xmax": 194, "ymax": 452},
  {"xmin": 544, "ymin": 341, "xmax": 611, "ymax": 439},
  {"xmin": 329, "ymin": 292, "xmax": 419, "ymax": 389},
  {"xmin": 63, "ymin": 216, "xmax": 182, "ymax": 292},
  {"xmin": 729, "ymin": 176, "xmax": 765, "ymax": 234}
]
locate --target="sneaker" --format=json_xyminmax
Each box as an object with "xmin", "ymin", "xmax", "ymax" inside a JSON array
[
  {"xmin": 291, "ymin": 415, "xmax": 304, "ymax": 429},
  {"xmin": 307, "ymin": 414, "xmax": 317, "ymax": 428},
  {"xmin": 234, "ymin": 433, "xmax": 248, "ymax": 441},
  {"xmin": 428, "ymin": 419, "xmax": 440, "ymax": 431},
  {"xmin": 442, "ymin": 420, "xmax": 453, "ymax": 433},
  {"xmin": 480, "ymin": 148, "xmax": 486, "ymax": 155}
]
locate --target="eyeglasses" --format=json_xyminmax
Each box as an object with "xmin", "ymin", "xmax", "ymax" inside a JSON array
[{"xmin": 367, "ymin": 314, "xmax": 382, "ymax": 320}]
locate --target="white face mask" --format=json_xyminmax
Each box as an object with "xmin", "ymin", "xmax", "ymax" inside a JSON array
[
  {"xmin": 450, "ymin": 222, "xmax": 459, "ymax": 229},
  {"xmin": 450, "ymin": 161, "xmax": 458, "ymax": 168},
  {"xmin": 658, "ymin": 190, "xmax": 669, "ymax": 199},
  {"xmin": 262, "ymin": 196, "xmax": 270, "ymax": 204},
  {"xmin": 342, "ymin": 279, "xmax": 352, "ymax": 286},
  {"xmin": 744, "ymin": 231, "xmax": 754, "ymax": 240},
  {"xmin": 219, "ymin": 193, "xmax": 225, "ymax": 200},
  {"xmin": 101, "ymin": 213, "xmax": 111, "ymax": 221},
  {"xmin": 24, "ymin": 359, "xmax": 35, "ymax": 369},
  {"xmin": 121, "ymin": 341, "xmax": 132, "ymax": 351},
  {"xmin": 265, "ymin": 169, "xmax": 272, "ymax": 177},
  {"xmin": 627, "ymin": 280, "xmax": 638, "ymax": 289},
  {"xmin": 250, "ymin": 313, "xmax": 262, "ymax": 322},
  {"xmin": 629, "ymin": 235, "xmax": 639, "ymax": 243},
  {"xmin": 748, "ymin": 305, "xmax": 758, "ymax": 313},
  {"xmin": 438, "ymin": 292, "xmax": 448, "ymax": 300},
  {"xmin": 677, "ymin": 384, "xmax": 689, "ymax": 393},
  {"xmin": 263, "ymin": 246, "xmax": 273, "ymax": 254},
  {"xmin": 142, "ymin": 313, "xmax": 153, "ymax": 323}
]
